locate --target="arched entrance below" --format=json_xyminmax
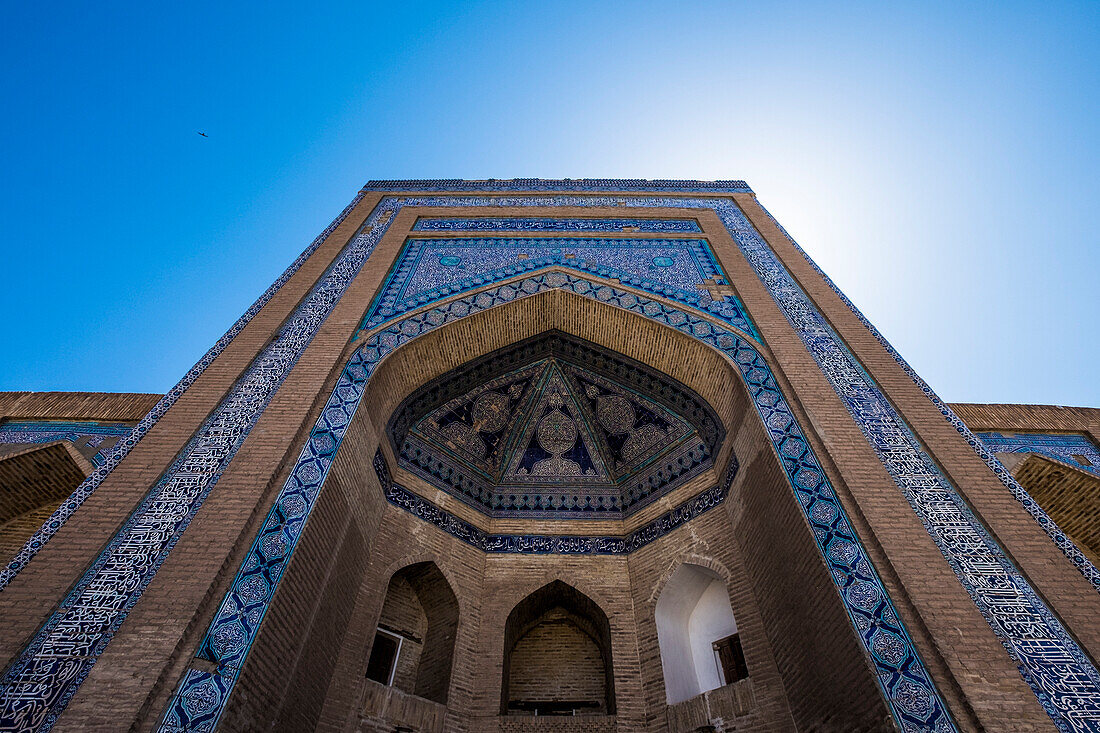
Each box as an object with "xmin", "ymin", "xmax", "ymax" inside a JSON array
[
  {"xmin": 501, "ymin": 581, "xmax": 616, "ymax": 716},
  {"xmin": 366, "ymin": 561, "xmax": 458, "ymax": 704}
]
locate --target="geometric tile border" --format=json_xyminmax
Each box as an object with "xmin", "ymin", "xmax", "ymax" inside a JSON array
[
  {"xmin": 361, "ymin": 235, "xmax": 756, "ymax": 339},
  {"xmin": 0, "ymin": 190, "xmax": 368, "ymax": 590},
  {"xmin": 362, "ymin": 178, "xmax": 753, "ymax": 193},
  {"xmin": 412, "ymin": 216, "xmax": 703, "ymax": 233},
  {"xmin": 0, "ymin": 421, "xmax": 135, "ymax": 467},
  {"xmin": 375, "ymin": 448, "xmax": 738, "ymax": 555},
  {"xmin": 721, "ymin": 203, "xmax": 1100, "ymax": 732},
  {"xmin": 757, "ymin": 202, "xmax": 1100, "ymax": 594},
  {"xmin": 976, "ymin": 431, "xmax": 1100, "ymax": 479}
]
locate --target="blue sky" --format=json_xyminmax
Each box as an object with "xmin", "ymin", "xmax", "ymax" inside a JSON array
[{"xmin": 2, "ymin": 1, "xmax": 1097, "ymax": 406}]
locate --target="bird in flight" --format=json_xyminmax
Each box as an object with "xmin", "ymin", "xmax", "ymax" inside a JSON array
[{"xmin": 197, "ymin": 131, "xmax": 208, "ymax": 137}]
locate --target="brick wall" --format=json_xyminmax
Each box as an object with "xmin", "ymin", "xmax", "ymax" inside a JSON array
[
  {"xmin": 506, "ymin": 608, "xmax": 608, "ymax": 713},
  {"xmin": 0, "ymin": 442, "xmax": 89, "ymax": 562}
]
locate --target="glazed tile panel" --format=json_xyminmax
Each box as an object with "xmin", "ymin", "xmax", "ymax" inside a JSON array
[
  {"xmin": 375, "ymin": 448, "xmax": 737, "ymax": 554},
  {"xmin": 412, "ymin": 217, "xmax": 702, "ymax": 233},
  {"xmin": 362, "ymin": 236, "xmax": 758, "ymax": 340},
  {"xmin": 362, "ymin": 178, "xmax": 753, "ymax": 193},
  {"xmin": 0, "ymin": 193, "xmax": 745, "ymax": 731},
  {"xmin": 0, "ymin": 194, "xmax": 388, "ymax": 732},
  {"xmin": 0, "ymin": 421, "xmax": 135, "ymax": 467},
  {"xmin": 161, "ymin": 271, "xmax": 957, "ymax": 733},
  {"xmin": 977, "ymin": 432, "xmax": 1100, "ymax": 478},
  {"xmin": 395, "ymin": 351, "xmax": 714, "ymax": 519}
]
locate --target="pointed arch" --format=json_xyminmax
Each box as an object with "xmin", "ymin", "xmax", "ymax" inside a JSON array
[
  {"xmin": 367, "ymin": 561, "xmax": 459, "ymax": 704},
  {"xmin": 500, "ymin": 580, "xmax": 616, "ymax": 716}
]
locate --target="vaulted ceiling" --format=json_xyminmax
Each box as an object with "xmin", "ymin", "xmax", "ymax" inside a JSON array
[{"xmin": 387, "ymin": 332, "xmax": 724, "ymax": 518}]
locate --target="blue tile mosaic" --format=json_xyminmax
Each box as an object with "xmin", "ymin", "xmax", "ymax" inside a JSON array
[
  {"xmin": 361, "ymin": 237, "xmax": 759, "ymax": 341},
  {"xmin": 412, "ymin": 217, "xmax": 703, "ymax": 233},
  {"xmin": 724, "ymin": 204, "xmax": 1100, "ymax": 732},
  {"xmin": 754, "ymin": 201, "xmax": 1100, "ymax": 595},
  {"xmin": 0, "ymin": 192, "xmax": 381, "ymax": 732},
  {"xmin": 977, "ymin": 432, "xmax": 1100, "ymax": 478},
  {"xmin": 161, "ymin": 270, "xmax": 956, "ymax": 733},
  {"xmin": 0, "ymin": 421, "xmax": 135, "ymax": 467},
  {"xmin": 376, "ymin": 448, "xmax": 736, "ymax": 555}
]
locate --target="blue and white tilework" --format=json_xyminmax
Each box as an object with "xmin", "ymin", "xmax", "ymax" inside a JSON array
[
  {"xmin": 161, "ymin": 270, "xmax": 956, "ymax": 733},
  {"xmin": 363, "ymin": 178, "xmax": 752, "ymax": 193},
  {"xmin": 977, "ymin": 432, "xmax": 1100, "ymax": 478},
  {"xmin": 0, "ymin": 421, "xmax": 135, "ymax": 467},
  {"xmin": 719, "ymin": 203, "xmax": 1100, "ymax": 731},
  {"xmin": 0, "ymin": 191, "xmax": 748, "ymax": 732},
  {"xmin": 375, "ymin": 448, "xmax": 736, "ymax": 555},
  {"xmin": 0, "ymin": 192, "xmax": 383, "ymax": 732},
  {"xmin": 389, "ymin": 332, "xmax": 721, "ymax": 519},
  {"xmin": 412, "ymin": 217, "xmax": 702, "ymax": 233},
  {"xmin": 361, "ymin": 236, "xmax": 758, "ymax": 340}
]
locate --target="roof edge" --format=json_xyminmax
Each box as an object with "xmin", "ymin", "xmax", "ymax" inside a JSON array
[{"xmin": 361, "ymin": 178, "xmax": 752, "ymax": 194}]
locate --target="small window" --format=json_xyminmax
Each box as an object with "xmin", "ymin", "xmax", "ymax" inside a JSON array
[
  {"xmin": 713, "ymin": 634, "xmax": 749, "ymax": 684},
  {"xmin": 365, "ymin": 629, "xmax": 402, "ymax": 685}
]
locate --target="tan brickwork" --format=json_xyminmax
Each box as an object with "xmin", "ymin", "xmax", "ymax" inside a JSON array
[{"xmin": 506, "ymin": 609, "xmax": 608, "ymax": 712}]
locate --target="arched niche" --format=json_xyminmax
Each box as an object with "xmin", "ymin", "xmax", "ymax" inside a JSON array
[
  {"xmin": 366, "ymin": 561, "xmax": 458, "ymax": 704},
  {"xmin": 656, "ymin": 563, "xmax": 744, "ymax": 704},
  {"xmin": 500, "ymin": 580, "xmax": 616, "ymax": 716}
]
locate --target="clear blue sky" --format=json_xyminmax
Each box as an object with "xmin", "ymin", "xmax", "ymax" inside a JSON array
[{"xmin": 2, "ymin": 1, "xmax": 1097, "ymax": 406}]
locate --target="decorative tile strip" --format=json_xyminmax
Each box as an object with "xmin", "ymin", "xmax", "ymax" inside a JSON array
[
  {"xmin": 0, "ymin": 191, "xmax": 367, "ymax": 589},
  {"xmin": 375, "ymin": 450, "xmax": 735, "ymax": 555},
  {"xmin": 754, "ymin": 202, "xmax": 1100, "ymax": 594},
  {"xmin": 0, "ymin": 193, "xmax": 388, "ymax": 732},
  {"xmin": 360, "ymin": 236, "xmax": 757, "ymax": 341},
  {"xmin": 977, "ymin": 432, "xmax": 1100, "ymax": 478},
  {"xmin": 161, "ymin": 270, "xmax": 955, "ymax": 733},
  {"xmin": 363, "ymin": 178, "xmax": 752, "ymax": 193},
  {"xmin": 0, "ymin": 421, "xmax": 135, "ymax": 467},
  {"xmin": 412, "ymin": 217, "xmax": 702, "ymax": 233},
  {"xmin": 720, "ymin": 202, "xmax": 1100, "ymax": 731}
]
